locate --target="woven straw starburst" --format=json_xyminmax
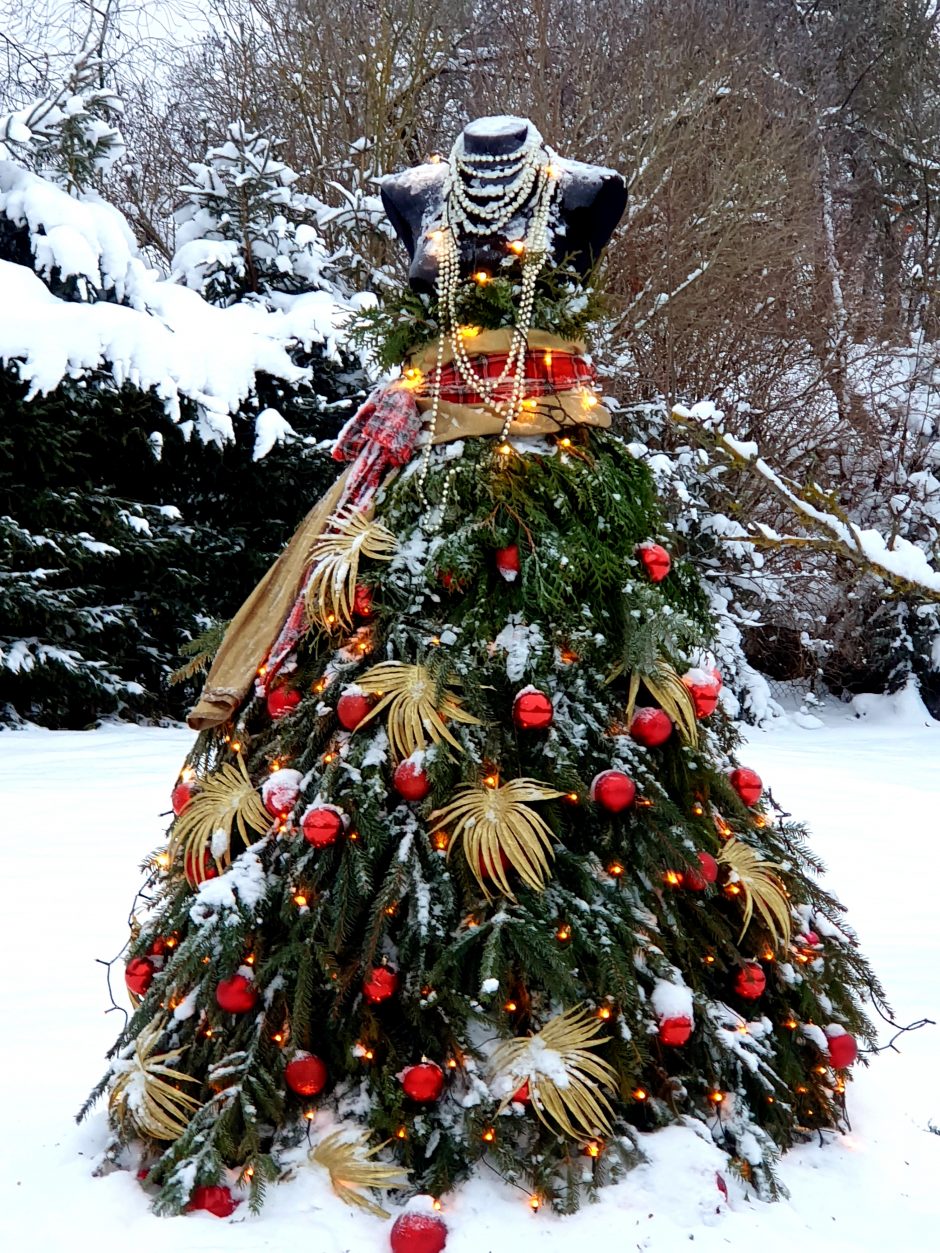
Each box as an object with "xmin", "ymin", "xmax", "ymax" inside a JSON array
[
  {"xmin": 718, "ymin": 837, "xmax": 792, "ymax": 949},
  {"xmin": 168, "ymin": 754, "xmax": 270, "ymax": 877},
  {"xmin": 109, "ymin": 1019, "xmax": 202, "ymax": 1141},
  {"xmin": 430, "ymin": 777, "xmax": 564, "ymax": 899},
  {"xmin": 625, "ymin": 660, "xmax": 699, "ymax": 746},
  {"xmin": 355, "ymin": 661, "xmax": 481, "ymax": 758},
  {"xmin": 309, "ymin": 1130, "xmax": 410, "ymax": 1219},
  {"xmin": 304, "ymin": 507, "xmax": 398, "ymax": 630},
  {"xmin": 492, "ymin": 1006, "xmax": 618, "ymax": 1140}
]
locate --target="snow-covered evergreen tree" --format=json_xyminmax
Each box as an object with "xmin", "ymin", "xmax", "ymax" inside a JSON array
[
  {"xmin": 171, "ymin": 122, "xmax": 337, "ymax": 307},
  {"xmin": 0, "ymin": 74, "xmax": 364, "ymax": 728}
]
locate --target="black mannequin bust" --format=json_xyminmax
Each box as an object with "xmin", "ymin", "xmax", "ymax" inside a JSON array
[{"xmin": 381, "ymin": 116, "xmax": 628, "ymax": 292}]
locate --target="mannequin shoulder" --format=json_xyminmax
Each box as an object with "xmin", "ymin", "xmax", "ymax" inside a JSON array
[
  {"xmin": 381, "ymin": 163, "xmax": 447, "ymax": 217},
  {"xmin": 556, "ymin": 159, "xmax": 628, "ymax": 216}
]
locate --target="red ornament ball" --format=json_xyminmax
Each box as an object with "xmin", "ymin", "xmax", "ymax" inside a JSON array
[
  {"xmin": 684, "ymin": 851, "xmax": 719, "ymax": 892},
  {"xmin": 479, "ymin": 847, "xmax": 510, "ymax": 880},
  {"xmin": 512, "ymin": 1081, "xmax": 530, "ymax": 1103},
  {"xmin": 125, "ymin": 957, "xmax": 155, "ymax": 998},
  {"xmin": 353, "ymin": 583, "xmax": 375, "ymax": 618},
  {"xmin": 301, "ymin": 805, "xmax": 344, "ymax": 848},
  {"xmin": 512, "ymin": 688, "xmax": 553, "ymax": 730},
  {"xmin": 337, "ymin": 690, "xmax": 375, "ymax": 731},
  {"xmin": 401, "ymin": 1062, "xmax": 445, "ymax": 1103},
  {"xmin": 630, "ymin": 707, "xmax": 673, "ymax": 747},
  {"xmin": 590, "ymin": 769, "xmax": 637, "ymax": 813},
  {"xmin": 215, "ymin": 974, "xmax": 258, "ymax": 1014},
  {"xmin": 263, "ymin": 768, "xmax": 303, "ymax": 818},
  {"xmin": 658, "ymin": 1015, "xmax": 693, "ymax": 1047},
  {"xmin": 284, "ymin": 1051, "xmax": 328, "ymax": 1097},
  {"xmin": 186, "ymin": 1185, "xmax": 238, "ymax": 1218},
  {"xmin": 826, "ymin": 1030, "xmax": 859, "ymax": 1069},
  {"xmin": 734, "ymin": 964, "xmax": 767, "ymax": 1000},
  {"xmin": 394, "ymin": 759, "xmax": 431, "ymax": 802},
  {"xmin": 363, "ymin": 966, "xmax": 398, "ymax": 1004},
  {"xmin": 185, "ymin": 849, "xmax": 218, "ymax": 888},
  {"xmin": 495, "ymin": 543, "xmax": 521, "ymax": 581},
  {"xmin": 637, "ymin": 542, "xmax": 671, "ymax": 582},
  {"xmin": 171, "ymin": 780, "xmax": 194, "ymax": 816},
  {"xmin": 267, "ymin": 685, "xmax": 301, "ymax": 720},
  {"xmin": 802, "ymin": 930, "xmax": 821, "ymax": 947},
  {"xmin": 729, "ymin": 766, "xmax": 763, "ymax": 807},
  {"xmin": 682, "ymin": 669, "xmax": 722, "ymax": 719},
  {"xmin": 390, "ymin": 1211, "xmax": 448, "ymax": 1253}
]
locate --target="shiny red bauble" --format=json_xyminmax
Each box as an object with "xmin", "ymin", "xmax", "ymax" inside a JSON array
[
  {"xmin": 393, "ymin": 760, "xmax": 431, "ymax": 802},
  {"xmin": 729, "ymin": 766, "xmax": 763, "ymax": 807},
  {"xmin": 401, "ymin": 1062, "xmax": 445, "ymax": 1103},
  {"xmin": 363, "ymin": 966, "xmax": 398, "ymax": 1004},
  {"xmin": 658, "ymin": 1015, "xmax": 693, "ymax": 1047},
  {"xmin": 826, "ymin": 1030, "xmax": 858, "ymax": 1069},
  {"xmin": 171, "ymin": 781, "xmax": 194, "ymax": 816},
  {"xmin": 185, "ymin": 849, "xmax": 218, "ymax": 888},
  {"xmin": 186, "ymin": 1185, "xmax": 238, "ymax": 1217},
  {"xmin": 802, "ymin": 930, "xmax": 821, "ymax": 947},
  {"xmin": 266, "ymin": 685, "xmax": 301, "ymax": 720},
  {"xmin": 353, "ymin": 583, "xmax": 375, "ymax": 618},
  {"xmin": 734, "ymin": 964, "xmax": 766, "ymax": 1000},
  {"xmin": 512, "ymin": 688, "xmax": 553, "ymax": 730},
  {"xmin": 629, "ymin": 707, "xmax": 673, "ymax": 747},
  {"xmin": 512, "ymin": 1081, "xmax": 531, "ymax": 1103},
  {"xmin": 125, "ymin": 956, "xmax": 156, "ymax": 998},
  {"xmin": 684, "ymin": 851, "xmax": 719, "ymax": 892},
  {"xmin": 263, "ymin": 768, "xmax": 303, "ymax": 818},
  {"xmin": 284, "ymin": 1051, "xmax": 328, "ymax": 1096},
  {"xmin": 215, "ymin": 974, "xmax": 258, "ymax": 1014},
  {"xmin": 301, "ymin": 805, "xmax": 344, "ymax": 848},
  {"xmin": 337, "ymin": 690, "xmax": 375, "ymax": 731},
  {"xmin": 682, "ymin": 669, "xmax": 722, "ymax": 719},
  {"xmin": 390, "ymin": 1210, "xmax": 448, "ymax": 1253},
  {"xmin": 637, "ymin": 542, "xmax": 671, "ymax": 582},
  {"xmin": 590, "ymin": 769, "xmax": 637, "ymax": 813},
  {"xmin": 495, "ymin": 543, "xmax": 521, "ymax": 581}
]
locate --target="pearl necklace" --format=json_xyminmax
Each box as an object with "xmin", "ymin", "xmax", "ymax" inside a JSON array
[{"xmin": 416, "ymin": 129, "xmax": 560, "ymax": 522}]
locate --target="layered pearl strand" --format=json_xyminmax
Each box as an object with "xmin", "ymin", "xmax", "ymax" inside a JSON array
[{"xmin": 416, "ymin": 128, "xmax": 560, "ymax": 520}]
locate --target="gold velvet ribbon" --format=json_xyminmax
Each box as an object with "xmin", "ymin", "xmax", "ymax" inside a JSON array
[{"xmin": 187, "ymin": 331, "xmax": 610, "ymax": 731}]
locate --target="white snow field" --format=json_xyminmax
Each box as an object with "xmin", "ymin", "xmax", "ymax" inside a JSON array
[{"xmin": 1, "ymin": 689, "xmax": 938, "ymax": 1253}]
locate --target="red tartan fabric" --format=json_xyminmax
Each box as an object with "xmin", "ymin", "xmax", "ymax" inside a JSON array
[
  {"xmin": 332, "ymin": 381, "xmax": 424, "ymax": 507},
  {"xmin": 419, "ymin": 348, "xmax": 595, "ymax": 407}
]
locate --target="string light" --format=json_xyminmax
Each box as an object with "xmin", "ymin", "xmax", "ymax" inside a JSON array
[
  {"xmin": 636, "ymin": 796, "xmax": 654, "ymax": 809},
  {"xmin": 348, "ymin": 831, "xmax": 360, "ymax": 842},
  {"xmin": 459, "ymin": 324, "xmax": 480, "ymax": 339},
  {"xmin": 691, "ymin": 801, "xmax": 705, "ymax": 817},
  {"xmin": 244, "ymin": 953, "xmax": 256, "ymax": 965},
  {"xmin": 725, "ymin": 882, "xmax": 741, "ymax": 896},
  {"xmin": 432, "ymin": 830, "xmax": 450, "ymax": 851},
  {"xmin": 498, "ymin": 441, "xmax": 512, "ymax": 457},
  {"xmin": 664, "ymin": 870, "xmax": 683, "ymax": 887},
  {"xmin": 508, "ymin": 239, "xmax": 525, "ymax": 254},
  {"xmin": 384, "ymin": 903, "xmax": 398, "ymax": 917},
  {"xmin": 559, "ymin": 647, "xmax": 578, "ymax": 664},
  {"xmin": 396, "ymin": 1126, "xmax": 408, "ymax": 1140},
  {"xmin": 446, "ymin": 1057, "xmax": 459, "ymax": 1070},
  {"xmin": 597, "ymin": 1005, "xmax": 612, "ymax": 1020},
  {"xmin": 709, "ymin": 1090, "xmax": 725, "ymax": 1105},
  {"xmin": 504, "ymin": 999, "xmax": 518, "ymax": 1013},
  {"xmin": 544, "ymin": 351, "xmax": 554, "ymax": 368},
  {"xmin": 564, "ymin": 791, "xmax": 579, "ymax": 803},
  {"xmin": 155, "ymin": 852, "xmax": 170, "ymax": 869},
  {"xmin": 555, "ymin": 923, "xmax": 572, "ymax": 942},
  {"xmin": 632, "ymin": 1087, "xmax": 648, "ymax": 1101},
  {"xmin": 294, "ymin": 893, "xmax": 308, "ymax": 907},
  {"xmin": 559, "ymin": 436, "xmax": 571, "ymax": 448},
  {"xmin": 483, "ymin": 773, "xmax": 499, "ymax": 788},
  {"xmin": 783, "ymin": 1017, "xmax": 798, "ymax": 1029},
  {"xmin": 429, "ymin": 153, "xmax": 443, "ymax": 164},
  {"xmin": 473, "ymin": 270, "xmax": 490, "ymax": 285},
  {"xmin": 305, "ymin": 1108, "xmax": 316, "ymax": 1120},
  {"xmin": 482, "ymin": 1127, "xmax": 496, "ymax": 1143},
  {"xmin": 704, "ymin": 953, "xmax": 716, "ymax": 964},
  {"xmin": 432, "ymin": 1199, "xmax": 443, "ymax": 1212},
  {"xmin": 607, "ymin": 861, "xmax": 625, "ymax": 877},
  {"xmin": 584, "ymin": 1140, "xmax": 603, "ymax": 1159},
  {"xmin": 529, "ymin": 1194, "xmax": 542, "ymax": 1212},
  {"xmin": 180, "ymin": 766, "xmax": 195, "ymax": 782}
]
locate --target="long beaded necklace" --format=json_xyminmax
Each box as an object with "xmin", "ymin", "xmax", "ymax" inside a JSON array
[{"xmin": 415, "ymin": 126, "xmax": 560, "ymax": 521}]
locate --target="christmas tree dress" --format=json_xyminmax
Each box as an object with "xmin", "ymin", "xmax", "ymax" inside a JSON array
[{"xmin": 84, "ymin": 118, "xmax": 881, "ymax": 1228}]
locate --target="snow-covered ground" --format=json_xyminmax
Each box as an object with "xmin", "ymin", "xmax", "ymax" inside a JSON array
[{"xmin": 1, "ymin": 691, "xmax": 938, "ymax": 1252}]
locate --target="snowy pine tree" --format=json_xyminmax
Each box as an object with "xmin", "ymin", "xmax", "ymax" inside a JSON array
[{"xmin": 172, "ymin": 122, "xmax": 337, "ymax": 308}]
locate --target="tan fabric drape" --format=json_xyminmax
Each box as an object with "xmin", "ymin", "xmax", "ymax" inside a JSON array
[{"xmin": 187, "ymin": 331, "xmax": 610, "ymax": 731}]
